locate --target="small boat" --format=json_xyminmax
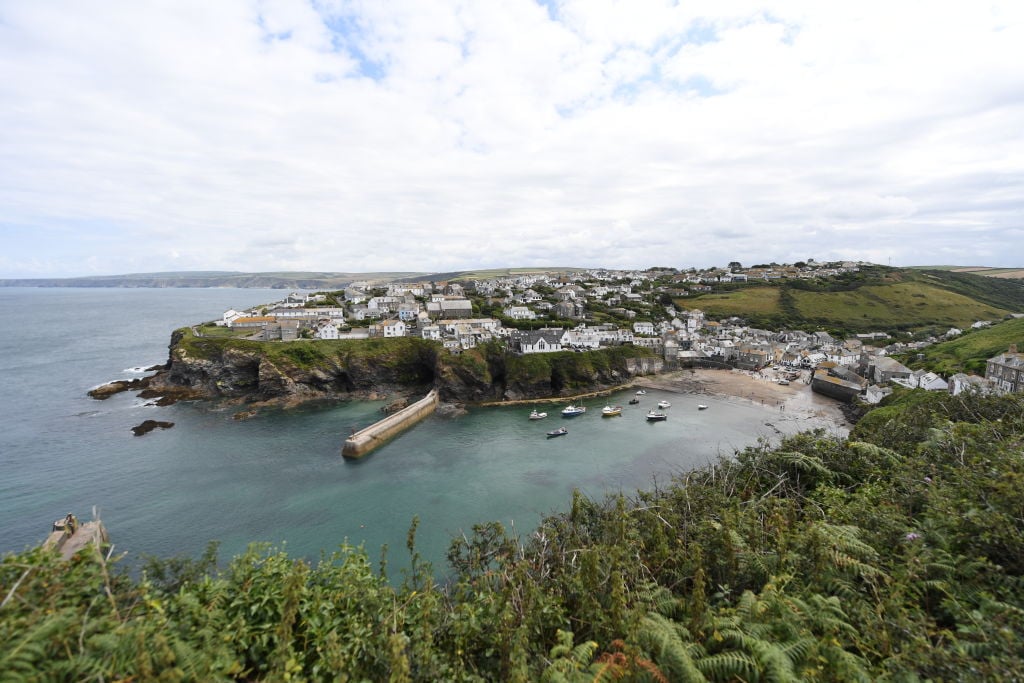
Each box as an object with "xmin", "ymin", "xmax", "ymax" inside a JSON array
[
  {"xmin": 546, "ymin": 427, "xmax": 568, "ymax": 437},
  {"xmin": 657, "ymin": 400, "xmax": 671, "ymax": 409},
  {"xmin": 777, "ymin": 379, "xmax": 790, "ymax": 385},
  {"xmin": 628, "ymin": 397, "xmax": 640, "ymax": 405},
  {"xmin": 561, "ymin": 405, "xmax": 586, "ymax": 417},
  {"xmin": 697, "ymin": 404, "xmax": 709, "ymax": 410},
  {"xmin": 601, "ymin": 405, "xmax": 622, "ymax": 417},
  {"xmin": 529, "ymin": 409, "xmax": 548, "ymax": 420},
  {"xmin": 646, "ymin": 411, "xmax": 668, "ymax": 422},
  {"xmin": 635, "ymin": 389, "xmax": 647, "ymax": 395}
]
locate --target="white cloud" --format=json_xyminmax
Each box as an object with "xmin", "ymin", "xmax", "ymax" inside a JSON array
[{"xmin": 1, "ymin": 0, "xmax": 1023, "ymax": 277}]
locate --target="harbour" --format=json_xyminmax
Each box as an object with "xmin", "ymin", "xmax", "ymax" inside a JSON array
[{"xmin": 0, "ymin": 287, "xmax": 847, "ymax": 573}]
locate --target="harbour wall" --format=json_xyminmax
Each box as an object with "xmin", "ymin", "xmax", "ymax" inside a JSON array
[{"xmin": 342, "ymin": 389, "xmax": 439, "ymax": 459}]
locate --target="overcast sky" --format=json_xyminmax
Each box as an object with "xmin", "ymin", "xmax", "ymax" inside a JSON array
[{"xmin": 2, "ymin": 1, "xmax": 1023, "ymax": 277}]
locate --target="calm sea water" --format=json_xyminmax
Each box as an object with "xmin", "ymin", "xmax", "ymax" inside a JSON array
[{"xmin": 0, "ymin": 288, "xmax": 837, "ymax": 572}]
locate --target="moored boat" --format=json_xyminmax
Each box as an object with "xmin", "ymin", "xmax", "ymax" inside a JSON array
[
  {"xmin": 601, "ymin": 405, "xmax": 622, "ymax": 417},
  {"xmin": 529, "ymin": 409, "xmax": 548, "ymax": 420},
  {"xmin": 628, "ymin": 397, "xmax": 640, "ymax": 405},
  {"xmin": 697, "ymin": 404, "xmax": 709, "ymax": 410},
  {"xmin": 657, "ymin": 400, "xmax": 671, "ymax": 409},
  {"xmin": 635, "ymin": 389, "xmax": 647, "ymax": 395},
  {"xmin": 546, "ymin": 427, "xmax": 568, "ymax": 437},
  {"xmin": 561, "ymin": 405, "xmax": 586, "ymax": 417},
  {"xmin": 646, "ymin": 411, "xmax": 668, "ymax": 422}
]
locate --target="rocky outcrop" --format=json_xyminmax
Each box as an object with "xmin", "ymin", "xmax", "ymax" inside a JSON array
[
  {"xmin": 125, "ymin": 329, "xmax": 666, "ymax": 410},
  {"xmin": 131, "ymin": 420, "xmax": 174, "ymax": 436}
]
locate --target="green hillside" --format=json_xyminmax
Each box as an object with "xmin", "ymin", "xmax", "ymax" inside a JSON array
[
  {"xmin": 681, "ymin": 266, "xmax": 1023, "ymax": 334},
  {"xmin": 904, "ymin": 317, "xmax": 1024, "ymax": 375}
]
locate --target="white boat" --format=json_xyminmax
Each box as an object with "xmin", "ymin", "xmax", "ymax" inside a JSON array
[
  {"xmin": 546, "ymin": 427, "xmax": 568, "ymax": 437},
  {"xmin": 601, "ymin": 405, "xmax": 622, "ymax": 417},
  {"xmin": 697, "ymin": 404, "xmax": 708, "ymax": 410},
  {"xmin": 646, "ymin": 411, "xmax": 667, "ymax": 422},
  {"xmin": 777, "ymin": 379, "xmax": 790, "ymax": 385},
  {"xmin": 529, "ymin": 410, "xmax": 548, "ymax": 420},
  {"xmin": 635, "ymin": 389, "xmax": 647, "ymax": 395},
  {"xmin": 657, "ymin": 400, "xmax": 671, "ymax": 409},
  {"xmin": 561, "ymin": 405, "xmax": 586, "ymax": 417}
]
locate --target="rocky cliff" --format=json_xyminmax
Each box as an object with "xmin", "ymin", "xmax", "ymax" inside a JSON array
[{"xmin": 141, "ymin": 329, "xmax": 665, "ymax": 407}]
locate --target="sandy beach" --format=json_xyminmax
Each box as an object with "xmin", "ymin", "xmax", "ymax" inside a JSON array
[{"xmin": 634, "ymin": 367, "xmax": 851, "ymax": 435}]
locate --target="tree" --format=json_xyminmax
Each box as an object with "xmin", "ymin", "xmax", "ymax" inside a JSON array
[{"xmin": 728, "ymin": 261, "xmax": 742, "ymax": 271}]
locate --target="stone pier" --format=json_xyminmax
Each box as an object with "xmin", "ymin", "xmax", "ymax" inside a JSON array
[{"xmin": 342, "ymin": 389, "xmax": 439, "ymax": 459}]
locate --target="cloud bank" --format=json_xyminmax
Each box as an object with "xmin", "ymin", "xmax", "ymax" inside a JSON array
[{"xmin": 2, "ymin": 0, "xmax": 1022, "ymax": 276}]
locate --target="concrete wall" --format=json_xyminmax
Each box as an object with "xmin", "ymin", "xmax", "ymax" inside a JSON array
[{"xmin": 342, "ymin": 389, "xmax": 439, "ymax": 459}]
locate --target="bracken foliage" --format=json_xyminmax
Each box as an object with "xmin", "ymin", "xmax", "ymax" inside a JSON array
[{"xmin": 4, "ymin": 391, "xmax": 1024, "ymax": 680}]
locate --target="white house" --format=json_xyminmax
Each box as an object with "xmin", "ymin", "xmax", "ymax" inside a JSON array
[
  {"xmin": 504, "ymin": 306, "xmax": 537, "ymax": 320},
  {"xmin": 420, "ymin": 325, "xmax": 442, "ymax": 341},
  {"xmin": 517, "ymin": 330, "xmax": 563, "ymax": 354},
  {"xmin": 633, "ymin": 322, "xmax": 656, "ymax": 336},
  {"xmin": 315, "ymin": 324, "xmax": 339, "ymax": 340},
  {"xmin": 382, "ymin": 320, "xmax": 407, "ymax": 338}
]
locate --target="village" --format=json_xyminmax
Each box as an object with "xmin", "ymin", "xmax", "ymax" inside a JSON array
[{"xmin": 214, "ymin": 261, "xmax": 1024, "ymax": 403}]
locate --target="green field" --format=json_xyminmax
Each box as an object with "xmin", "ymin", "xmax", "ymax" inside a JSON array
[
  {"xmin": 905, "ymin": 317, "xmax": 1024, "ymax": 375},
  {"xmin": 678, "ymin": 267, "xmax": 1022, "ymax": 334},
  {"xmin": 791, "ymin": 282, "xmax": 1008, "ymax": 329},
  {"xmin": 680, "ymin": 286, "xmax": 782, "ymax": 318}
]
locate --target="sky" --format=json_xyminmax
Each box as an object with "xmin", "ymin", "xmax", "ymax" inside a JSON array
[{"xmin": 2, "ymin": 1, "xmax": 1023, "ymax": 277}]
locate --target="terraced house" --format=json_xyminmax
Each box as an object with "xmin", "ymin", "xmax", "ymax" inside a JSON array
[{"xmin": 986, "ymin": 345, "xmax": 1024, "ymax": 393}]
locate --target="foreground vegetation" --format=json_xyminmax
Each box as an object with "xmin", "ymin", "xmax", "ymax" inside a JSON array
[{"xmin": 4, "ymin": 390, "xmax": 1024, "ymax": 681}]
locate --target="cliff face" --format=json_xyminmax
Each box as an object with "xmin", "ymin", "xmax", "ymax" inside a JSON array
[{"xmin": 145, "ymin": 330, "xmax": 664, "ymax": 406}]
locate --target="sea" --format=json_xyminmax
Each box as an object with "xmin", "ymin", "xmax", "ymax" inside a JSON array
[{"xmin": 0, "ymin": 287, "xmax": 841, "ymax": 574}]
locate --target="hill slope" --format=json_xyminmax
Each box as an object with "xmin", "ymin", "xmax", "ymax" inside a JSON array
[
  {"xmin": 682, "ymin": 266, "xmax": 1024, "ymax": 333},
  {"xmin": 904, "ymin": 317, "xmax": 1024, "ymax": 375}
]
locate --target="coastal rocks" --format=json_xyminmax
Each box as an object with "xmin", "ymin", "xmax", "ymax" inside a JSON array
[
  {"xmin": 88, "ymin": 377, "xmax": 150, "ymax": 400},
  {"xmin": 435, "ymin": 402, "xmax": 468, "ymax": 418},
  {"xmin": 131, "ymin": 420, "xmax": 174, "ymax": 436}
]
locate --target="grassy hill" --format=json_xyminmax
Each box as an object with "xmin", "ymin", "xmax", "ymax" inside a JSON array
[
  {"xmin": 903, "ymin": 317, "xmax": 1024, "ymax": 375},
  {"xmin": 680, "ymin": 266, "xmax": 1024, "ymax": 335}
]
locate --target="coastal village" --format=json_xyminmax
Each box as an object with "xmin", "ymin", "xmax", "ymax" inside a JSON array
[{"xmin": 213, "ymin": 261, "xmax": 1024, "ymax": 404}]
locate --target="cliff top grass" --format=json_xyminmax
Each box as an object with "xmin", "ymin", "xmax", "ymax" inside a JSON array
[{"xmin": 174, "ymin": 327, "xmax": 439, "ymax": 369}]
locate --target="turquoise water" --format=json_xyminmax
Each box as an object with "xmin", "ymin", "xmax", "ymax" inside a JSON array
[{"xmin": 0, "ymin": 288, "xmax": 836, "ymax": 572}]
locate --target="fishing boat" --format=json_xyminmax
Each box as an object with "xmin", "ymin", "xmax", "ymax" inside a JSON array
[
  {"xmin": 601, "ymin": 405, "xmax": 623, "ymax": 417},
  {"xmin": 646, "ymin": 411, "xmax": 667, "ymax": 422},
  {"xmin": 546, "ymin": 427, "xmax": 568, "ymax": 437},
  {"xmin": 697, "ymin": 404, "xmax": 709, "ymax": 410},
  {"xmin": 561, "ymin": 405, "xmax": 586, "ymax": 417},
  {"xmin": 635, "ymin": 389, "xmax": 647, "ymax": 395},
  {"xmin": 529, "ymin": 409, "xmax": 548, "ymax": 420},
  {"xmin": 657, "ymin": 400, "xmax": 671, "ymax": 409},
  {"xmin": 777, "ymin": 379, "xmax": 790, "ymax": 385},
  {"xmin": 628, "ymin": 397, "xmax": 640, "ymax": 405}
]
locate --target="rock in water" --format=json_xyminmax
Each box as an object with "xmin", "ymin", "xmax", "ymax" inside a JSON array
[{"xmin": 131, "ymin": 420, "xmax": 175, "ymax": 436}]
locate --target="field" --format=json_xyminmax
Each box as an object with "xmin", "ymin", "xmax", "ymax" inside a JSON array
[
  {"xmin": 680, "ymin": 286, "xmax": 782, "ymax": 318},
  {"xmin": 913, "ymin": 265, "xmax": 1024, "ymax": 279},
  {"xmin": 791, "ymin": 282, "xmax": 1008, "ymax": 330},
  {"xmin": 906, "ymin": 317, "xmax": 1024, "ymax": 375}
]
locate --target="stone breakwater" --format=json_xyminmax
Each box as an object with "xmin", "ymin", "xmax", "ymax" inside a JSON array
[{"xmin": 342, "ymin": 390, "xmax": 439, "ymax": 458}]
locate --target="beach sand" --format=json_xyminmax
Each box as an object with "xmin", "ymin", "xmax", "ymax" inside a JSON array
[{"xmin": 634, "ymin": 367, "xmax": 851, "ymax": 436}]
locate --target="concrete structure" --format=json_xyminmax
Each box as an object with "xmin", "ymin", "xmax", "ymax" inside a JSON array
[{"xmin": 342, "ymin": 390, "xmax": 439, "ymax": 459}]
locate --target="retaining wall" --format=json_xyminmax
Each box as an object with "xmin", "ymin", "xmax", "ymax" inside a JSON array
[{"xmin": 342, "ymin": 389, "xmax": 439, "ymax": 459}]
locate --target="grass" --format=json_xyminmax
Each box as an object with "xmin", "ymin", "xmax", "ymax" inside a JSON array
[
  {"xmin": 791, "ymin": 282, "xmax": 1008, "ymax": 329},
  {"xmin": 904, "ymin": 317, "xmax": 1024, "ymax": 375},
  {"xmin": 678, "ymin": 286, "xmax": 782, "ymax": 318}
]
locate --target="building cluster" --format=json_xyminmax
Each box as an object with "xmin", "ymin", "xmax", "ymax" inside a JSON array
[{"xmin": 212, "ymin": 263, "xmax": 1022, "ymax": 401}]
